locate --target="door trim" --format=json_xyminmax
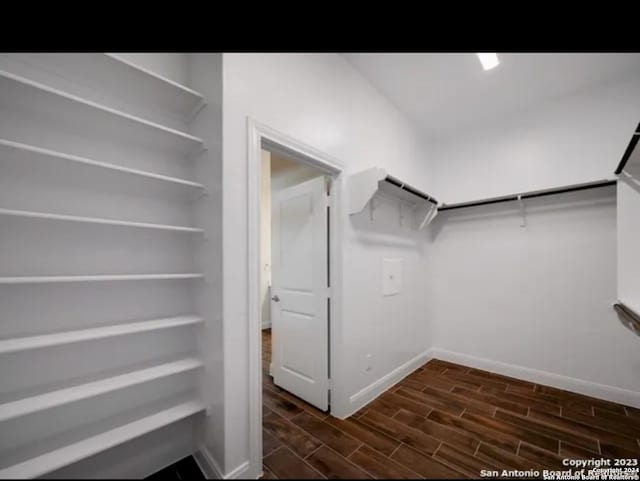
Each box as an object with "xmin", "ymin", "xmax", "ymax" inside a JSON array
[{"xmin": 246, "ymin": 118, "xmax": 344, "ymax": 479}]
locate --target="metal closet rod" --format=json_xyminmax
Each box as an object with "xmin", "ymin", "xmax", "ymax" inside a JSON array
[
  {"xmin": 438, "ymin": 179, "xmax": 616, "ymax": 212},
  {"xmin": 614, "ymin": 302, "xmax": 640, "ymax": 324},
  {"xmin": 384, "ymin": 175, "xmax": 438, "ymax": 205},
  {"xmin": 614, "ymin": 122, "xmax": 640, "ymax": 175},
  {"xmin": 613, "ymin": 302, "xmax": 640, "ymax": 335}
]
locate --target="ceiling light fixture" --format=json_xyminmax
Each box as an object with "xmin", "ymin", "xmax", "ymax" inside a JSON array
[{"xmin": 477, "ymin": 53, "xmax": 500, "ymax": 71}]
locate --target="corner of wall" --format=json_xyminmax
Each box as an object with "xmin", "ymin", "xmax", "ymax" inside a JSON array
[
  {"xmin": 336, "ymin": 348, "xmax": 435, "ymax": 419},
  {"xmin": 195, "ymin": 444, "xmax": 253, "ymax": 480}
]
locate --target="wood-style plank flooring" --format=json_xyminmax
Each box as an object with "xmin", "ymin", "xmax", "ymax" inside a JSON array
[{"xmin": 261, "ymin": 329, "xmax": 640, "ymax": 479}]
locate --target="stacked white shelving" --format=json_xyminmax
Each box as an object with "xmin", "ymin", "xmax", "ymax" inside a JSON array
[{"xmin": 0, "ymin": 54, "xmax": 214, "ymax": 478}]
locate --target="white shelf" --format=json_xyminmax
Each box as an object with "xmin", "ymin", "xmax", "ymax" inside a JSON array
[
  {"xmin": 0, "ymin": 358, "xmax": 203, "ymax": 423},
  {"xmin": 0, "ymin": 139, "xmax": 204, "ymax": 189},
  {"xmin": 0, "ymin": 316, "xmax": 203, "ymax": 355},
  {"xmin": 0, "ymin": 399, "xmax": 204, "ymax": 479},
  {"xmin": 0, "ymin": 70, "xmax": 205, "ymax": 155},
  {"xmin": 0, "ymin": 274, "xmax": 205, "ymax": 284},
  {"xmin": 0, "ymin": 207, "xmax": 204, "ymax": 233},
  {"xmin": 349, "ymin": 167, "xmax": 439, "ymax": 229},
  {"xmin": 104, "ymin": 54, "xmax": 206, "ymax": 120}
]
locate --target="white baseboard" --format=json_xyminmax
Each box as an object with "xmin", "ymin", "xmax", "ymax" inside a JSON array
[
  {"xmin": 261, "ymin": 320, "xmax": 271, "ymax": 330},
  {"xmin": 431, "ymin": 348, "xmax": 640, "ymax": 409},
  {"xmin": 344, "ymin": 348, "xmax": 433, "ymax": 419},
  {"xmin": 195, "ymin": 445, "xmax": 251, "ymax": 479},
  {"xmin": 195, "ymin": 445, "xmax": 221, "ymax": 479},
  {"xmin": 226, "ymin": 461, "xmax": 251, "ymax": 479}
]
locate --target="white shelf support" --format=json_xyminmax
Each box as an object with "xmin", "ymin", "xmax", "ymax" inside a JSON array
[
  {"xmin": 350, "ymin": 167, "xmax": 388, "ymax": 216},
  {"xmin": 418, "ymin": 203, "xmax": 439, "ymax": 231},
  {"xmin": 517, "ymin": 194, "xmax": 526, "ymax": 228},
  {"xmin": 369, "ymin": 195, "xmax": 380, "ymax": 221}
]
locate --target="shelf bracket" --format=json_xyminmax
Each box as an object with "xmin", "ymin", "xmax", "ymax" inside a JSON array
[
  {"xmin": 517, "ymin": 195, "xmax": 526, "ymax": 227},
  {"xmin": 369, "ymin": 196, "xmax": 379, "ymax": 221},
  {"xmin": 418, "ymin": 203, "xmax": 438, "ymax": 230}
]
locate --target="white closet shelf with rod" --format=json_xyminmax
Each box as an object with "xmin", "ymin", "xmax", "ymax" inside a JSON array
[
  {"xmin": 0, "ymin": 316, "xmax": 203, "ymax": 355},
  {"xmin": 0, "ymin": 399, "xmax": 205, "ymax": 479},
  {"xmin": 435, "ymin": 124, "xmax": 633, "ymax": 213},
  {"xmin": 0, "ymin": 207, "xmax": 204, "ymax": 233},
  {"xmin": 0, "ymin": 70, "xmax": 206, "ymax": 155},
  {"xmin": 0, "ymin": 274, "xmax": 205, "ymax": 284},
  {"xmin": 0, "ymin": 358, "xmax": 203, "ymax": 423},
  {"xmin": 349, "ymin": 167, "xmax": 439, "ymax": 229},
  {"xmin": 0, "ymin": 140, "xmax": 204, "ymax": 189},
  {"xmin": 438, "ymin": 179, "xmax": 617, "ymax": 211}
]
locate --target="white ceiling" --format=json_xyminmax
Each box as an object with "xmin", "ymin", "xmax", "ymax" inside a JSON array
[{"xmin": 343, "ymin": 53, "xmax": 640, "ymax": 139}]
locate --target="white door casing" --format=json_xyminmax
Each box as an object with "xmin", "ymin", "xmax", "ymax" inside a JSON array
[{"xmin": 271, "ymin": 176, "xmax": 329, "ymax": 410}]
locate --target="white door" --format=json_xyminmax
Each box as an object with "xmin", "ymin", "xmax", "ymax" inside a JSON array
[{"xmin": 271, "ymin": 176, "xmax": 329, "ymax": 411}]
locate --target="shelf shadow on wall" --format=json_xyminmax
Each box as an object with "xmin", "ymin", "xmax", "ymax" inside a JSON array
[{"xmin": 349, "ymin": 194, "xmax": 429, "ymax": 252}]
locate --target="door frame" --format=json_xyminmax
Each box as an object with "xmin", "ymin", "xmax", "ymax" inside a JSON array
[{"xmin": 247, "ymin": 118, "xmax": 344, "ymax": 477}]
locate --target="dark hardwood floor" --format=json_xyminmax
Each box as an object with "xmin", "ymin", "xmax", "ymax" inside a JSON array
[{"xmin": 261, "ymin": 329, "xmax": 640, "ymax": 479}]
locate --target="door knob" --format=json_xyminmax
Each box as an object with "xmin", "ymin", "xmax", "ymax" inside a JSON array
[{"xmin": 271, "ymin": 295, "xmax": 280, "ymax": 302}]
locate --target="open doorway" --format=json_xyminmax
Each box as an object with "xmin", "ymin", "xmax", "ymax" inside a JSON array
[
  {"xmin": 258, "ymin": 141, "xmax": 338, "ymax": 477},
  {"xmin": 260, "ymin": 145, "xmax": 331, "ymax": 403},
  {"xmin": 247, "ymin": 121, "xmax": 344, "ymax": 479}
]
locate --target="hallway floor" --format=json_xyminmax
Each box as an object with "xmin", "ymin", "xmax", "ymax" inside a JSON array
[{"xmin": 261, "ymin": 330, "xmax": 640, "ymax": 479}]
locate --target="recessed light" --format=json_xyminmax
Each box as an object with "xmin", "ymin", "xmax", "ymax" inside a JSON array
[{"xmin": 477, "ymin": 53, "xmax": 500, "ymax": 71}]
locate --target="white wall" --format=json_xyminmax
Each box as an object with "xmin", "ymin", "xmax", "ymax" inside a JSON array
[
  {"xmin": 431, "ymin": 73, "xmax": 640, "ymax": 204},
  {"xmin": 221, "ymin": 53, "xmax": 436, "ymax": 476},
  {"xmin": 428, "ymin": 71, "xmax": 640, "ymax": 406},
  {"xmin": 187, "ymin": 53, "xmax": 224, "ymax": 476},
  {"xmin": 618, "ymin": 163, "xmax": 640, "ymax": 313},
  {"xmin": 431, "ymin": 187, "xmax": 640, "ymax": 403}
]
